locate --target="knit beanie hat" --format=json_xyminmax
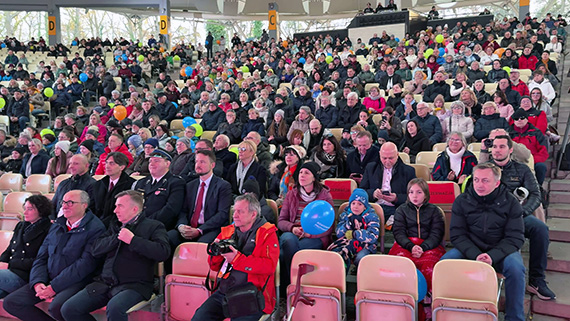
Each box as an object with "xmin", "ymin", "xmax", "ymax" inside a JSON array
[
  {"xmin": 128, "ymin": 135, "xmax": 143, "ymax": 149},
  {"xmin": 284, "ymin": 145, "xmax": 307, "ymax": 160},
  {"xmin": 300, "ymin": 162, "xmax": 320, "ymax": 179},
  {"xmin": 80, "ymin": 140, "xmax": 95, "ymax": 154},
  {"xmin": 349, "ymin": 188, "xmax": 370, "ymax": 210},
  {"xmin": 55, "ymin": 141, "xmax": 70, "ymax": 154}
]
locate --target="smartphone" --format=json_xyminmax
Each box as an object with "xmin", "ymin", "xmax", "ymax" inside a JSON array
[{"xmin": 382, "ymin": 190, "xmax": 391, "ymax": 195}]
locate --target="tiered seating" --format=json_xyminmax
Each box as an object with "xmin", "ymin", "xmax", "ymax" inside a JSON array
[
  {"xmin": 25, "ymin": 174, "xmax": 52, "ymax": 194},
  {"xmin": 0, "ymin": 173, "xmax": 23, "ymax": 194}
]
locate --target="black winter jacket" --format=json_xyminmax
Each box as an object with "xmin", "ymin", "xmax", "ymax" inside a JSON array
[
  {"xmin": 393, "ymin": 202, "xmax": 445, "ymax": 251},
  {"xmin": 492, "ymin": 159, "xmax": 541, "ymax": 217},
  {"xmin": 450, "ymin": 184, "xmax": 524, "ymax": 264}
]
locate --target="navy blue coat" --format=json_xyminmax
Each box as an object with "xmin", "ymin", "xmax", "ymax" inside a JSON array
[
  {"xmin": 360, "ymin": 158, "xmax": 417, "ymax": 207},
  {"xmin": 412, "ymin": 114, "xmax": 442, "ymax": 146},
  {"xmin": 346, "ymin": 145, "xmax": 380, "ymax": 175},
  {"xmin": 432, "ymin": 150, "xmax": 478, "ymax": 182},
  {"xmin": 20, "ymin": 150, "xmax": 50, "ymax": 178},
  {"xmin": 241, "ymin": 118, "xmax": 266, "ymax": 138},
  {"xmin": 156, "ymin": 100, "xmax": 177, "ymax": 122},
  {"xmin": 315, "ymin": 104, "xmax": 339, "ymax": 128},
  {"xmin": 29, "ymin": 211, "xmax": 105, "ymax": 293}
]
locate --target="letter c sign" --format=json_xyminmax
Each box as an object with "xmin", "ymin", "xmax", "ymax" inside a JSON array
[{"xmin": 268, "ymin": 10, "xmax": 276, "ymax": 30}]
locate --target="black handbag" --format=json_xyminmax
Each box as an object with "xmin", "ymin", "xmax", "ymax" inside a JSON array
[{"xmin": 222, "ymin": 278, "xmax": 269, "ymax": 318}]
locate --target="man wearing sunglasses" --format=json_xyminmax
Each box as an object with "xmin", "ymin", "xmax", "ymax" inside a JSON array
[{"xmin": 3, "ymin": 190, "xmax": 105, "ymax": 321}]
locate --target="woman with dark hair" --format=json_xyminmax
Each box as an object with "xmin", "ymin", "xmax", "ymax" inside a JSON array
[
  {"xmin": 500, "ymin": 48, "xmax": 519, "ymax": 69},
  {"xmin": 278, "ymin": 162, "xmax": 334, "ymax": 286},
  {"xmin": 154, "ymin": 124, "xmax": 171, "ymax": 149},
  {"xmin": 389, "ymin": 178, "xmax": 445, "ymax": 318},
  {"xmin": 400, "ymin": 120, "xmax": 431, "ymax": 162},
  {"xmin": 492, "ymin": 90, "xmax": 514, "ymax": 121},
  {"xmin": 164, "ymin": 138, "xmax": 177, "ymax": 155},
  {"xmin": 127, "ymin": 138, "xmax": 157, "ymax": 176},
  {"xmin": 309, "ymin": 134, "xmax": 347, "ymax": 179},
  {"xmin": 530, "ymin": 87, "xmax": 553, "ymax": 122},
  {"xmin": 268, "ymin": 145, "xmax": 306, "ymax": 204},
  {"xmin": 0, "ymin": 195, "xmax": 52, "ymax": 298},
  {"xmin": 45, "ymin": 141, "xmax": 71, "ymax": 178}
]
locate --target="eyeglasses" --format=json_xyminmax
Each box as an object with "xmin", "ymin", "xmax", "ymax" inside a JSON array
[
  {"xmin": 61, "ymin": 200, "xmax": 82, "ymax": 207},
  {"xmin": 513, "ymin": 117, "xmax": 526, "ymax": 121},
  {"xmin": 238, "ymin": 147, "xmax": 249, "ymax": 152}
]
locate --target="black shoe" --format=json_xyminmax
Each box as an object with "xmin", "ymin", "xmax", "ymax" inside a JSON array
[{"xmin": 527, "ymin": 279, "xmax": 556, "ymax": 300}]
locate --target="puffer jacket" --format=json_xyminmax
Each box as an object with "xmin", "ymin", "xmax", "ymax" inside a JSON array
[
  {"xmin": 442, "ymin": 114, "xmax": 474, "ymax": 141},
  {"xmin": 29, "ymin": 211, "xmax": 105, "ymax": 293},
  {"xmin": 450, "ymin": 184, "xmax": 524, "ymax": 264},
  {"xmin": 508, "ymin": 123, "xmax": 549, "ymax": 163},
  {"xmin": 392, "ymin": 202, "xmax": 445, "ymax": 251},
  {"xmin": 473, "ymin": 113, "xmax": 510, "ymax": 141},
  {"xmin": 432, "ymin": 150, "xmax": 478, "ymax": 182}
]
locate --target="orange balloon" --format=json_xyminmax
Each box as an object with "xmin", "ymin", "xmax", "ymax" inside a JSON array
[
  {"xmin": 113, "ymin": 106, "xmax": 127, "ymax": 121},
  {"xmin": 282, "ymin": 40, "xmax": 288, "ymax": 47},
  {"xmin": 494, "ymin": 48, "xmax": 505, "ymax": 58},
  {"xmin": 180, "ymin": 68, "xmax": 186, "ymax": 77},
  {"xmin": 216, "ymin": 40, "xmax": 221, "ymax": 45}
]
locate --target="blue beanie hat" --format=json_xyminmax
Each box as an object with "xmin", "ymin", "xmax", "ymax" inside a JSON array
[
  {"xmin": 128, "ymin": 135, "xmax": 143, "ymax": 149},
  {"xmin": 349, "ymin": 188, "xmax": 370, "ymax": 210},
  {"xmin": 144, "ymin": 138, "xmax": 159, "ymax": 148}
]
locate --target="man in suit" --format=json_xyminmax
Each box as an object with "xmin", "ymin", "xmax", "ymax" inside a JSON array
[
  {"xmin": 346, "ymin": 131, "xmax": 380, "ymax": 184},
  {"xmin": 168, "ymin": 149, "xmax": 233, "ymax": 248},
  {"xmin": 360, "ymin": 142, "xmax": 416, "ymax": 224},
  {"xmin": 52, "ymin": 154, "xmax": 96, "ymax": 218},
  {"xmin": 134, "ymin": 149, "xmax": 185, "ymax": 230},
  {"xmin": 90, "ymin": 152, "xmax": 136, "ymax": 226}
]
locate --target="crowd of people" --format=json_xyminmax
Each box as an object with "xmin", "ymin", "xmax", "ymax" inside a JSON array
[{"xmin": 0, "ymin": 8, "xmax": 565, "ymax": 321}]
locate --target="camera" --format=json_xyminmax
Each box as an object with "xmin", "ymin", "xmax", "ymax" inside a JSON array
[
  {"xmin": 207, "ymin": 239, "xmax": 237, "ymax": 256},
  {"xmin": 484, "ymin": 139, "xmax": 494, "ymax": 149}
]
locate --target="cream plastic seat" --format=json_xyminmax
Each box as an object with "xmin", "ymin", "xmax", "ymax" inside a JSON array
[
  {"xmin": 25, "ymin": 174, "xmax": 52, "ymax": 194},
  {"xmin": 0, "ymin": 173, "xmax": 23, "ymax": 193},
  {"xmin": 432, "ymin": 142, "xmax": 447, "ymax": 152},
  {"xmin": 329, "ymin": 128, "xmax": 343, "ymax": 142},
  {"xmin": 410, "ymin": 164, "xmax": 431, "ymax": 181},
  {"xmin": 399, "ymin": 152, "xmax": 410, "ymax": 164},
  {"xmin": 53, "ymin": 174, "xmax": 72, "ymax": 192},
  {"xmin": 415, "ymin": 151, "xmax": 439, "ymax": 170},
  {"xmin": 355, "ymin": 255, "xmax": 418, "ymax": 321},
  {"xmin": 432, "ymin": 259, "xmax": 499, "ymax": 321},
  {"xmin": 201, "ymin": 130, "xmax": 216, "ymax": 141},
  {"xmin": 286, "ymin": 250, "xmax": 346, "ymax": 321},
  {"xmin": 468, "ymin": 142, "xmax": 481, "ymax": 152}
]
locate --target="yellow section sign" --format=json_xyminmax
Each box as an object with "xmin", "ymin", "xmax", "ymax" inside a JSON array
[
  {"xmin": 268, "ymin": 10, "xmax": 276, "ymax": 30},
  {"xmin": 48, "ymin": 16, "xmax": 56, "ymax": 36},
  {"xmin": 160, "ymin": 15, "xmax": 169, "ymax": 35},
  {"xmin": 520, "ymin": 0, "xmax": 530, "ymax": 6}
]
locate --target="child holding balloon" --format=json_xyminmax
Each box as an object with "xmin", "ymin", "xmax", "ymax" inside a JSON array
[
  {"xmin": 389, "ymin": 178, "xmax": 445, "ymax": 320},
  {"xmin": 328, "ymin": 188, "xmax": 380, "ymax": 269}
]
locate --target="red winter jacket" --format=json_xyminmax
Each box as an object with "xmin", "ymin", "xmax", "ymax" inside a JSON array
[
  {"xmin": 509, "ymin": 123, "xmax": 548, "ymax": 163},
  {"xmin": 508, "ymin": 108, "xmax": 547, "ymax": 134},
  {"xmin": 518, "ymin": 55, "xmax": 538, "ymax": 70},
  {"xmin": 511, "ymin": 81, "xmax": 529, "ymax": 97},
  {"xmin": 209, "ymin": 222, "xmax": 279, "ymax": 314},
  {"xmin": 95, "ymin": 143, "xmax": 134, "ymax": 175}
]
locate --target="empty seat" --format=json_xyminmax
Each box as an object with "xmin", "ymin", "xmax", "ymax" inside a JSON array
[
  {"xmin": 25, "ymin": 174, "xmax": 52, "ymax": 194},
  {"xmin": 201, "ymin": 131, "xmax": 216, "ymax": 141},
  {"xmin": 0, "ymin": 173, "xmax": 23, "ymax": 193},
  {"xmin": 164, "ymin": 242, "xmax": 212, "ymax": 321},
  {"xmin": 468, "ymin": 142, "xmax": 481, "ymax": 152},
  {"xmin": 53, "ymin": 174, "xmax": 72, "ymax": 192},
  {"xmin": 0, "ymin": 230, "xmax": 13, "ymax": 254},
  {"xmin": 286, "ymin": 250, "xmax": 346, "ymax": 321},
  {"xmin": 329, "ymin": 128, "xmax": 343, "ymax": 142},
  {"xmin": 356, "ymin": 255, "xmax": 418, "ymax": 321},
  {"xmin": 432, "ymin": 143, "xmax": 447, "ymax": 152},
  {"xmin": 399, "ymin": 152, "xmax": 410, "ymax": 164},
  {"xmin": 0, "ymin": 213, "xmax": 21, "ymax": 231},
  {"xmin": 2, "ymin": 192, "xmax": 33, "ymax": 214},
  {"xmin": 415, "ymin": 151, "xmax": 439, "ymax": 170},
  {"xmin": 432, "ymin": 259, "xmax": 498, "ymax": 321},
  {"xmin": 410, "ymin": 164, "xmax": 431, "ymax": 181}
]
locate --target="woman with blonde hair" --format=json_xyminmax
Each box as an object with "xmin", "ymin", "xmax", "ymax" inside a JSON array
[
  {"xmin": 459, "ymin": 88, "xmax": 482, "ymax": 119},
  {"xmin": 227, "ymin": 139, "xmax": 268, "ymax": 197}
]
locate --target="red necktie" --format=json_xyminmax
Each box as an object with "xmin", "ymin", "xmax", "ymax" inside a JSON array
[
  {"xmin": 191, "ymin": 182, "xmax": 206, "ymax": 228},
  {"xmin": 109, "ymin": 182, "xmax": 115, "ymax": 191}
]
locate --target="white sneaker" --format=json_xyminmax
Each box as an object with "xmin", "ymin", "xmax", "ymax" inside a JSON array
[{"xmin": 550, "ymin": 133, "xmax": 560, "ymax": 142}]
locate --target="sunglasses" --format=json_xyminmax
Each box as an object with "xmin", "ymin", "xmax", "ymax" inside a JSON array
[{"xmin": 513, "ymin": 117, "xmax": 527, "ymax": 121}]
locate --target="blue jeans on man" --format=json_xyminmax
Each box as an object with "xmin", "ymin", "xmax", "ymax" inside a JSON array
[
  {"xmin": 441, "ymin": 248, "xmax": 525, "ymax": 321},
  {"xmin": 0, "ymin": 269, "xmax": 26, "ymax": 298}
]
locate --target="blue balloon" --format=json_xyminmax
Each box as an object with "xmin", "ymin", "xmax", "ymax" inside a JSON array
[
  {"xmin": 172, "ymin": 102, "xmax": 178, "ymax": 108},
  {"xmin": 182, "ymin": 116, "xmax": 197, "ymax": 128},
  {"xmin": 395, "ymin": 38, "xmax": 400, "ymax": 42},
  {"xmin": 327, "ymin": 53, "xmax": 332, "ymax": 56},
  {"xmin": 122, "ymin": 54, "xmax": 128, "ymax": 60},
  {"xmin": 417, "ymin": 269, "xmax": 427, "ymax": 302},
  {"xmin": 438, "ymin": 48, "xmax": 445, "ymax": 57},
  {"xmin": 79, "ymin": 73, "xmax": 88, "ymax": 82},
  {"xmin": 185, "ymin": 66, "xmax": 193, "ymax": 77},
  {"xmin": 115, "ymin": 55, "xmax": 120, "ymax": 61},
  {"xmin": 205, "ymin": 40, "xmax": 209, "ymax": 45},
  {"xmin": 299, "ymin": 57, "xmax": 306, "ymax": 64},
  {"xmin": 300, "ymin": 200, "xmax": 335, "ymax": 235},
  {"xmin": 0, "ymin": 43, "xmax": 5, "ymax": 48},
  {"xmin": 172, "ymin": 135, "xmax": 179, "ymax": 139}
]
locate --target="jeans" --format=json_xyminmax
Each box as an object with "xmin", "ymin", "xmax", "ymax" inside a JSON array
[
  {"xmin": 0, "ymin": 269, "xmax": 26, "ymax": 298},
  {"xmin": 82, "ymin": 90, "xmax": 96, "ymax": 106},
  {"xmin": 354, "ymin": 249, "xmax": 372, "ymax": 267},
  {"xmin": 534, "ymin": 162, "xmax": 547, "ymax": 185},
  {"xmin": 3, "ymin": 282, "xmax": 85, "ymax": 321},
  {"xmin": 192, "ymin": 290, "xmax": 264, "ymax": 321},
  {"xmin": 441, "ymin": 248, "xmax": 525, "ymax": 321},
  {"xmin": 524, "ymin": 215, "xmax": 549, "ymax": 282},
  {"xmin": 279, "ymin": 232, "xmax": 323, "ymax": 287},
  {"xmin": 381, "ymin": 205, "xmax": 396, "ymax": 222},
  {"xmin": 61, "ymin": 286, "xmax": 144, "ymax": 321}
]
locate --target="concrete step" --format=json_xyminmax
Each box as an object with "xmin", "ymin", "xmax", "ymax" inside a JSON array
[
  {"xmin": 549, "ymin": 218, "xmax": 570, "ymax": 243},
  {"xmin": 550, "ymin": 192, "xmax": 570, "ymax": 204},
  {"xmin": 547, "ymin": 241, "xmax": 570, "ymax": 273},
  {"xmin": 548, "ymin": 204, "xmax": 570, "ymax": 219},
  {"xmin": 549, "ymin": 179, "xmax": 570, "ymax": 192},
  {"xmin": 530, "ymin": 271, "xmax": 570, "ymax": 319}
]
